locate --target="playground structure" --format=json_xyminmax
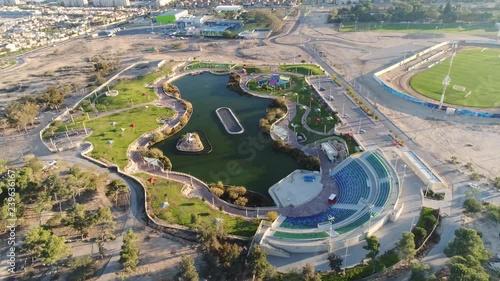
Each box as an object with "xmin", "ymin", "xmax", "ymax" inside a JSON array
[{"xmin": 255, "ymin": 73, "xmax": 291, "ymax": 91}]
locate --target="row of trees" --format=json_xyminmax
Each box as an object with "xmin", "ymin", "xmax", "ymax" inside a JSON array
[
  {"xmin": 1, "ymin": 83, "xmax": 72, "ymax": 132},
  {"xmin": 260, "ymin": 97, "xmax": 287, "ymax": 134},
  {"xmin": 329, "ymin": 2, "xmax": 499, "ymax": 23},
  {"xmin": 209, "ymin": 181, "xmax": 249, "ymax": 206}
]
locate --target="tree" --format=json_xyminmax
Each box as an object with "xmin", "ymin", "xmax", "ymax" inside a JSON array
[
  {"xmin": 449, "ymin": 255, "xmax": 489, "ymax": 281},
  {"xmin": 410, "ymin": 262, "xmax": 431, "ymax": 281},
  {"xmin": 24, "ymin": 227, "xmax": 69, "ymax": 264},
  {"xmin": 444, "ymin": 227, "xmax": 489, "ymax": 262},
  {"xmin": 67, "ymin": 255, "xmax": 95, "ymax": 281},
  {"xmin": 412, "ymin": 227, "xmax": 427, "ymax": 247},
  {"xmin": 463, "ymin": 197, "xmax": 482, "ymax": 213},
  {"xmin": 487, "ymin": 204, "xmax": 500, "ymax": 223},
  {"xmin": 301, "ymin": 263, "xmax": 321, "ymax": 281},
  {"xmin": 210, "ymin": 187, "xmax": 224, "ymax": 197},
  {"xmin": 327, "ymin": 253, "xmax": 343, "ymax": 273},
  {"xmin": 267, "ymin": 211, "xmax": 279, "ymax": 222},
  {"xmin": 40, "ymin": 234, "xmax": 70, "ymax": 264},
  {"xmin": 120, "ymin": 229, "xmax": 139, "ymax": 272},
  {"xmin": 396, "ymin": 232, "xmax": 416, "ymax": 262},
  {"xmin": 34, "ymin": 191, "xmax": 53, "ymax": 225},
  {"xmin": 492, "ymin": 176, "xmax": 500, "ymax": 188},
  {"xmin": 4, "ymin": 101, "xmax": 39, "ymax": 132},
  {"xmin": 24, "ymin": 227, "xmax": 52, "ymax": 259},
  {"xmin": 42, "ymin": 85, "xmax": 69, "ymax": 110},
  {"xmin": 178, "ymin": 256, "xmax": 199, "ymax": 281},
  {"xmin": 64, "ymin": 203, "xmax": 98, "ymax": 239},
  {"xmin": 106, "ymin": 179, "xmax": 128, "ymax": 207},
  {"xmin": 363, "ymin": 235, "xmax": 380, "ymax": 260},
  {"xmin": 197, "ymin": 221, "xmax": 226, "ymax": 252},
  {"xmin": 234, "ymin": 196, "xmax": 248, "ymax": 206},
  {"xmin": 450, "ymin": 156, "xmax": 459, "ymax": 164},
  {"xmin": 247, "ymin": 246, "xmax": 275, "ymax": 280}
]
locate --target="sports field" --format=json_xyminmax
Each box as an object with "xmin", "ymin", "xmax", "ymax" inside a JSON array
[{"xmin": 410, "ymin": 48, "xmax": 500, "ymax": 108}]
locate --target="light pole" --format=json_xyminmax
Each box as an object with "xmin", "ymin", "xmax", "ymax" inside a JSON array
[
  {"xmin": 433, "ymin": 26, "xmax": 438, "ymax": 43},
  {"xmin": 403, "ymin": 21, "xmax": 410, "ymax": 63},
  {"xmin": 438, "ymin": 52, "xmax": 456, "ymax": 110},
  {"xmin": 368, "ymin": 204, "xmax": 374, "ymax": 233},
  {"xmin": 401, "ymin": 164, "xmax": 407, "ymax": 190},
  {"xmin": 329, "ymin": 215, "xmax": 335, "ymax": 252},
  {"xmin": 342, "ymin": 100, "xmax": 345, "ymax": 116}
]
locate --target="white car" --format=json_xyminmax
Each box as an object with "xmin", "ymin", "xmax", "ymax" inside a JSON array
[
  {"xmin": 357, "ymin": 129, "xmax": 366, "ymax": 134},
  {"xmin": 342, "ymin": 114, "xmax": 349, "ymax": 118},
  {"xmin": 468, "ymin": 183, "xmax": 479, "ymax": 189}
]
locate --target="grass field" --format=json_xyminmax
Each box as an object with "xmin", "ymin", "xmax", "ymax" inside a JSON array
[
  {"xmin": 410, "ymin": 48, "xmax": 500, "ymax": 108},
  {"xmin": 340, "ymin": 22, "xmax": 498, "ymax": 34},
  {"xmin": 138, "ymin": 173, "xmax": 259, "ymax": 237},
  {"xmin": 57, "ymin": 106, "xmax": 174, "ymax": 168},
  {"xmin": 95, "ymin": 65, "xmax": 172, "ymax": 110},
  {"xmin": 278, "ymin": 64, "xmax": 324, "ymax": 76},
  {"xmin": 185, "ymin": 61, "xmax": 235, "ymax": 70}
]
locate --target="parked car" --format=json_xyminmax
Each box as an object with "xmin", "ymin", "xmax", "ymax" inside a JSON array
[
  {"xmin": 357, "ymin": 129, "xmax": 366, "ymax": 134},
  {"xmin": 342, "ymin": 114, "xmax": 349, "ymax": 118},
  {"xmin": 319, "ymin": 87, "xmax": 325, "ymax": 91},
  {"xmin": 468, "ymin": 183, "xmax": 479, "ymax": 189}
]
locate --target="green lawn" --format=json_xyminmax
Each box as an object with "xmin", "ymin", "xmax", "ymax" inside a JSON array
[
  {"xmin": 137, "ymin": 173, "xmax": 260, "ymax": 237},
  {"xmin": 185, "ymin": 62, "xmax": 235, "ymax": 70},
  {"xmin": 95, "ymin": 66, "xmax": 172, "ymax": 110},
  {"xmin": 57, "ymin": 106, "xmax": 174, "ymax": 168},
  {"xmin": 278, "ymin": 64, "xmax": 324, "ymax": 76},
  {"xmin": 273, "ymin": 231, "xmax": 329, "ymax": 239},
  {"xmin": 410, "ymin": 48, "xmax": 500, "ymax": 108},
  {"xmin": 233, "ymin": 65, "xmax": 271, "ymax": 74},
  {"xmin": 0, "ymin": 60, "xmax": 15, "ymax": 69},
  {"xmin": 340, "ymin": 22, "xmax": 498, "ymax": 34}
]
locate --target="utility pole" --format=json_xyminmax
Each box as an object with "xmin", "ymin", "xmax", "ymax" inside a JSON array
[{"xmin": 438, "ymin": 52, "xmax": 455, "ymax": 110}]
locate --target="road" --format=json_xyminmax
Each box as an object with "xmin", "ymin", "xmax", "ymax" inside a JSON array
[{"xmin": 266, "ymin": 8, "xmax": 481, "ymax": 272}]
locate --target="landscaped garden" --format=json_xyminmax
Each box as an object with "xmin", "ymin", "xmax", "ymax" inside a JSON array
[
  {"xmin": 278, "ymin": 64, "xmax": 324, "ymax": 76},
  {"xmin": 185, "ymin": 61, "xmax": 236, "ymax": 70},
  {"xmin": 53, "ymin": 106, "xmax": 175, "ymax": 168},
  {"xmin": 138, "ymin": 173, "xmax": 260, "ymax": 237},
  {"xmin": 94, "ymin": 65, "xmax": 173, "ymax": 111}
]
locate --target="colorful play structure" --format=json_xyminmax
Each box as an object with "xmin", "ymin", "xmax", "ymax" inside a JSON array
[{"xmin": 257, "ymin": 73, "xmax": 291, "ymax": 90}]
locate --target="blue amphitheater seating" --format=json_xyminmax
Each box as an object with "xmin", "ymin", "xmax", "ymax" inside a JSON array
[
  {"xmin": 365, "ymin": 153, "xmax": 389, "ymax": 179},
  {"xmin": 280, "ymin": 208, "xmax": 358, "ymax": 229},
  {"xmin": 336, "ymin": 212, "xmax": 372, "ymax": 234},
  {"xmin": 332, "ymin": 160, "xmax": 370, "ymax": 204},
  {"xmin": 374, "ymin": 181, "xmax": 391, "ymax": 207}
]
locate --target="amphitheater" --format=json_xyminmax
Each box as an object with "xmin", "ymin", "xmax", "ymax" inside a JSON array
[{"xmin": 254, "ymin": 149, "xmax": 404, "ymax": 257}]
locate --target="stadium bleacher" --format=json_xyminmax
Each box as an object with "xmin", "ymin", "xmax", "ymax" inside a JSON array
[
  {"xmin": 280, "ymin": 208, "xmax": 357, "ymax": 229},
  {"xmin": 335, "ymin": 211, "xmax": 372, "ymax": 234},
  {"xmin": 332, "ymin": 160, "xmax": 370, "ymax": 204}
]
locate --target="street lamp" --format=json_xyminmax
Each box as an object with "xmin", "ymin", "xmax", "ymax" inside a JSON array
[
  {"xmin": 438, "ymin": 52, "xmax": 456, "ymax": 110},
  {"xmin": 329, "ymin": 215, "xmax": 335, "ymax": 252},
  {"xmin": 401, "ymin": 164, "xmax": 408, "ymax": 189},
  {"xmin": 368, "ymin": 204, "xmax": 374, "ymax": 232}
]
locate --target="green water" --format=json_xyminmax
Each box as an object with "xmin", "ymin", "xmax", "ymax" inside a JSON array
[{"xmin": 155, "ymin": 73, "xmax": 303, "ymax": 196}]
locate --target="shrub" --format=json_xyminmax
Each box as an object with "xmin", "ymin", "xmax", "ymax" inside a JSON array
[
  {"xmin": 234, "ymin": 196, "xmax": 248, "ymax": 206},
  {"xmin": 267, "ymin": 211, "xmax": 279, "ymax": 222},
  {"xmin": 463, "ymin": 197, "xmax": 482, "ymax": 213}
]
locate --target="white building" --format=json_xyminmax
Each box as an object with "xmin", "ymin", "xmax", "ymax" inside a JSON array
[
  {"xmin": 155, "ymin": 0, "xmax": 172, "ymax": 7},
  {"xmin": 174, "ymin": 15, "xmax": 207, "ymax": 29},
  {"xmin": 93, "ymin": 0, "xmax": 129, "ymax": 7},
  {"xmin": 0, "ymin": 0, "xmax": 20, "ymax": 5},
  {"xmin": 214, "ymin": 5, "xmax": 242, "ymax": 13},
  {"xmin": 63, "ymin": 0, "xmax": 88, "ymax": 6}
]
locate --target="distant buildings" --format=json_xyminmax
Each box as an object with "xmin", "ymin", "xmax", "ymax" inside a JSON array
[
  {"xmin": 93, "ymin": 0, "xmax": 129, "ymax": 7},
  {"xmin": 62, "ymin": 0, "xmax": 88, "ymax": 7},
  {"xmin": 156, "ymin": 9, "xmax": 188, "ymax": 24},
  {"xmin": 174, "ymin": 15, "xmax": 207, "ymax": 29},
  {"xmin": 155, "ymin": 0, "xmax": 173, "ymax": 8},
  {"xmin": 0, "ymin": 0, "xmax": 20, "ymax": 6}
]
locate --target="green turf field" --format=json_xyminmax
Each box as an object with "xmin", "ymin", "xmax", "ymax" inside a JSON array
[
  {"xmin": 409, "ymin": 48, "xmax": 500, "ymax": 108},
  {"xmin": 340, "ymin": 22, "xmax": 498, "ymax": 34}
]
